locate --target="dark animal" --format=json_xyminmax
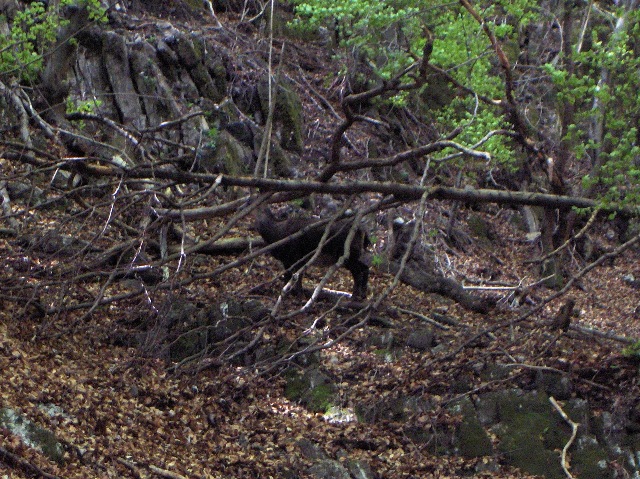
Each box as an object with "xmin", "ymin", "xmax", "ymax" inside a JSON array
[{"xmin": 254, "ymin": 206, "xmax": 370, "ymax": 300}]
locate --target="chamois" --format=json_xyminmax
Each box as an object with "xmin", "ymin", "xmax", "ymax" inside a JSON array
[{"xmin": 254, "ymin": 206, "xmax": 370, "ymax": 300}]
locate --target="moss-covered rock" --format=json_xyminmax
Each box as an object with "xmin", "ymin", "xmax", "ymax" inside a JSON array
[
  {"xmin": 493, "ymin": 390, "xmax": 568, "ymax": 478},
  {"xmin": 356, "ymin": 395, "xmax": 433, "ymax": 424},
  {"xmin": 252, "ymin": 129, "xmax": 294, "ymax": 177},
  {"xmin": 307, "ymin": 459, "xmax": 351, "ymax": 479},
  {"xmin": 167, "ymin": 33, "xmax": 224, "ymax": 102},
  {"xmin": 285, "ymin": 368, "xmax": 337, "ymax": 413},
  {"xmin": 195, "ymin": 129, "xmax": 254, "ymax": 175},
  {"xmin": 268, "ymin": 140, "xmax": 295, "ymax": 177},
  {"xmin": 257, "ymin": 80, "xmax": 304, "ymax": 153},
  {"xmin": 405, "ymin": 328, "xmax": 435, "ymax": 351},
  {"xmin": 167, "ymin": 299, "xmax": 268, "ymax": 363},
  {"xmin": 571, "ymin": 436, "xmax": 611, "ymax": 479},
  {"xmin": 468, "ymin": 213, "xmax": 496, "ymax": 243},
  {"xmin": 0, "ymin": 408, "xmax": 65, "ymax": 465},
  {"xmin": 494, "ymin": 420, "xmax": 564, "ymax": 478},
  {"xmin": 535, "ymin": 370, "xmax": 573, "ymax": 400},
  {"xmin": 541, "ymin": 257, "xmax": 564, "ymax": 289},
  {"xmin": 449, "ymin": 397, "xmax": 493, "ymax": 458}
]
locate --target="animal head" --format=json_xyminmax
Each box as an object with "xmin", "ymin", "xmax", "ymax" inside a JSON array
[{"xmin": 254, "ymin": 205, "xmax": 369, "ymax": 300}]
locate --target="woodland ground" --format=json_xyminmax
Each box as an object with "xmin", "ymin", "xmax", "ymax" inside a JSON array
[{"xmin": 1, "ymin": 3, "xmax": 640, "ymax": 479}]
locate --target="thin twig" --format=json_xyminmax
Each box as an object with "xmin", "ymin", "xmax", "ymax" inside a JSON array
[
  {"xmin": 428, "ymin": 231, "xmax": 640, "ymax": 367},
  {"xmin": 549, "ymin": 396, "xmax": 578, "ymax": 479},
  {"xmin": 394, "ymin": 307, "xmax": 450, "ymax": 330},
  {"xmin": 148, "ymin": 464, "xmax": 189, "ymax": 479},
  {"xmin": 0, "ymin": 446, "xmax": 63, "ymax": 479}
]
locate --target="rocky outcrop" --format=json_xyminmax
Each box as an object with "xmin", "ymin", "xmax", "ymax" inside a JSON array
[
  {"xmin": 34, "ymin": 9, "xmax": 301, "ymax": 177},
  {"xmin": 283, "ymin": 364, "xmax": 640, "ymax": 479}
]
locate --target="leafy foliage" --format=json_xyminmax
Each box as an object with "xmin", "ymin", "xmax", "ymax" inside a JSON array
[
  {"xmin": 0, "ymin": 0, "xmax": 106, "ymax": 82},
  {"xmin": 0, "ymin": 2, "xmax": 65, "ymax": 82},
  {"xmin": 205, "ymin": 126, "xmax": 220, "ymax": 149},
  {"xmin": 290, "ymin": 0, "xmax": 540, "ymax": 171},
  {"xmin": 66, "ymin": 97, "xmax": 103, "ymax": 115},
  {"xmin": 544, "ymin": 9, "xmax": 640, "ymax": 208},
  {"xmin": 290, "ymin": 0, "xmax": 640, "ymax": 210},
  {"xmin": 622, "ymin": 340, "xmax": 640, "ymax": 360}
]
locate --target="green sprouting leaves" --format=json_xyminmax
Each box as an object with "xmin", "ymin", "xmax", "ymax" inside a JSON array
[
  {"xmin": 84, "ymin": 0, "xmax": 108, "ymax": 24},
  {"xmin": 0, "ymin": 0, "xmax": 107, "ymax": 82},
  {"xmin": 543, "ymin": 63, "xmax": 599, "ymax": 105},
  {"xmin": 290, "ymin": 0, "xmax": 421, "ymax": 73},
  {"xmin": 622, "ymin": 340, "xmax": 640, "ymax": 360},
  {"xmin": 544, "ymin": 9, "xmax": 640, "ymax": 210},
  {"xmin": 290, "ymin": 0, "xmax": 531, "ymax": 173},
  {"xmin": 205, "ymin": 127, "xmax": 220, "ymax": 149},
  {"xmin": 0, "ymin": 2, "xmax": 64, "ymax": 81},
  {"xmin": 66, "ymin": 97, "xmax": 103, "ymax": 115},
  {"xmin": 290, "ymin": 0, "xmax": 639, "ymax": 210},
  {"xmin": 65, "ymin": 97, "xmax": 102, "ymax": 129}
]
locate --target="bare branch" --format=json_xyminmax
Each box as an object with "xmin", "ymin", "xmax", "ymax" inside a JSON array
[{"xmin": 550, "ymin": 397, "xmax": 578, "ymax": 479}]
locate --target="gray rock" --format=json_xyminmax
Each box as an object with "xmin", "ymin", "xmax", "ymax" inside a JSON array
[
  {"xmin": 297, "ymin": 438, "xmax": 327, "ymax": 460},
  {"xmin": 307, "ymin": 459, "xmax": 351, "ymax": 479},
  {"xmin": 0, "ymin": 408, "xmax": 64, "ymax": 464},
  {"xmin": 536, "ymin": 370, "xmax": 573, "ymax": 400},
  {"xmin": 406, "ymin": 328, "xmax": 434, "ymax": 350},
  {"xmin": 448, "ymin": 397, "xmax": 493, "ymax": 457},
  {"xmin": 346, "ymin": 459, "xmax": 374, "ymax": 479}
]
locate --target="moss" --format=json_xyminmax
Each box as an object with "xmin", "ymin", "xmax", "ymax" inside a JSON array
[
  {"xmin": 169, "ymin": 329, "xmax": 207, "ymax": 363},
  {"xmin": 541, "ymin": 258, "xmax": 564, "ymax": 289},
  {"xmin": 494, "ymin": 391, "xmax": 569, "ymax": 478},
  {"xmin": 190, "ymin": 35, "xmax": 205, "ymax": 59},
  {"xmin": 496, "ymin": 421, "xmax": 564, "ymax": 479},
  {"xmin": 468, "ymin": 214, "xmax": 495, "ymax": 242},
  {"xmin": 276, "ymin": 86, "xmax": 304, "ymax": 153},
  {"xmin": 269, "ymin": 141, "xmax": 294, "ymax": 177},
  {"xmin": 189, "ymin": 63, "xmax": 223, "ymax": 102},
  {"xmin": 403, "ymin": 426, "xmax": 435, "ymax": 445},
  {"xmin": 508, "ymin": 211, "xmax": 527, "ymax": 231},
  {"xmin": 571, "ymin": 437, "xmax": 610, "ymax": 479},
  {"xmin": 449, "ymin": 398, "xmax": 493, "ymax": 458},
  {"xmin": 372, "ymin": 349, "xmax": 396, "ymax": 362},
  {"xmin": 479, "ymin": 363, "xmax": 512, "ymax": 382},
  {"xmin": 257, "ymin": 80, "xmax": 304, "ymax": 154},
  {"xmin": 0, "ymin": 408, "xmax": 64, "ymax": 465},
  {"xmin": 284, "ymin": 369, "xmax": 337, "ymax": 413},
  {"xmin": 209, "ymin": 62, "xmax": 228, "ymax": 94},
  {"xmin": 197, "ymin": 130, "xmax": 252, "ymax": 176},
  {"xmin": 304, "ymin": 383, "xmax": 335, "ymax": 413},
  {"xmin": 183, "ymin": 0, "xmax": 203, "ymax": 9},
  {"xmin": 284, "ymin": 371, "xmax": 306, "ymax": 402},
  {"xmin": 29, "ymin": 424, "xmax": 65, "ymax": 465}
]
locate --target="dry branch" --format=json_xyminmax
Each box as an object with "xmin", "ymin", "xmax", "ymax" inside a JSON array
[
  {"xmin": 428, "ymin": 230, "xmax": 640, "ymax": 366},
  {"xmin": 0, "ymin": 446, "xmax": 63, "ymax": 479},
  {"xmin": 142, "ymin": 174, "xmax": 639, "ymax": 219},
  {"xmin": 550, "ymin": 396, "xmax": 578, "ymax": 479},
  {"xmin": 148, "ymin": 464, "xmax": 189, "ymax": 479}
]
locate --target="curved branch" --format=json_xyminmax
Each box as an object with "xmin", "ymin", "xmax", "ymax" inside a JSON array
[{"xmin": 550, "ymin": 397, "xmax": 578, "ymax": 479}]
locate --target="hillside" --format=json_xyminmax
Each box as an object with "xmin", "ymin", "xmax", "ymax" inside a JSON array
[{"xmin": 1, "ymin": 1, "xmax": 640, "ymax": 478}]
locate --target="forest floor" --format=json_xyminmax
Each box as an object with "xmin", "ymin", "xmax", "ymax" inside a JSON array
[{"xmin": 1, "ymin": 4, "xmax": 640, "ymax": 479}]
